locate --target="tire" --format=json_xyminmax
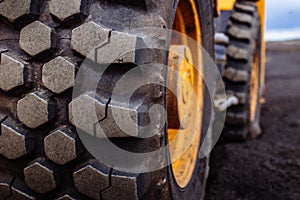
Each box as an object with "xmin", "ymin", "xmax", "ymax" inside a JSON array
[
  {"xmin": 0, "ymin": 0, "xmax": 214, "ymax": 199},
  {"xmin": 223, "ymin": 0, "xmax": 262, "ymax": 141}
]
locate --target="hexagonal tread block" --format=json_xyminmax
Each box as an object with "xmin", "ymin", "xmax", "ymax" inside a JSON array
[
  {"xmin": 56, "ymin": 194, "xmax": 76, "ymax": 200},
  {"xmin": 9, "ymin": 189, "xmax": 35, "ymax": 200},
  {"xmin": 231, "ymin": 12, "xmax": 253, "ymax": 25},
  {"xmin": 10, "ymin": 181, "xmax": 36, "ymax": 200},
  {"xmin": 0, "ymin": 173, "xmax": 14, "ymax": 200},
  {"xmin": 49, "ymin": 0, "xmax": 87, "ymax": 22},
  {"xmin": 71, "ymin": 21, "xmax": 142, "ymax": 64},
  {"xmin": 0, "ymin": 0, "xmax": 39, "ymax": 27},
  {"xmin": 0, "ymin": 118, "xmax": 33, "ymax": 160},
  {"xmin": 0, "ymin": 183, "xmax": 10, "ymax": 199},
  {"xmin": 235, "ymin": 2, "xmax": 256, "ymax": 13},
  {"xmin": 69, "ymin": 92, "xmax": 138, "ymax": 138},
  {"xmin": 44, "ymin": 128, "xmax": 77, "ymax": 165},
  {"xmin": 0, "ymin": 52, "xmax": 29, "ymax": 92},
  {"xmin": 94, "ymin": 30, "xmax": 142, "ymax": 64},
  {"xmin": 73, "ymin": 160, "xmax": 110, "ymax": 200},
  {"xmin": 71, "ymin": 21, "xmax": 111, "ymax": 57},
  {"xmin": 20, "ymin": 21, "xmax": 57, "ymax": 57},
  {"xmin": 42, "ymin": 56, "xmax": 75, "ymax": 94},
  {"xmin": 24, "ymin": 159, "xmax": 57, "ymax": 194},
  {"xmin": 17, "ymin": 91, "xmax": 54, "ymax": 129},
  {"xmin": 227, "ymin": 25, "xmax": 251, "ymax": 41},
  {"xmin": 97, "ymin": 102, "xmax": 138, "ymax": 138},
  {"xmin": 227, "ymin": 45, "xmax": 248, "ymax": 60},
  {"xmin": 223, "ymin": 66, "xmax": 249, "ymax": 82},
  {"xmin": 102, "ymin": 172, "xmax": 139, "ymax": 200},
  {"xmin": 68, "ymin": 92, "xmax": 107, "ymax": 136}
]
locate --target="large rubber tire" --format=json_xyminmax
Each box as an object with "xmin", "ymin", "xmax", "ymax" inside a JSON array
[
  {"xmin": 223, "ymin": 0, "xmax": 262, "ymax": 141},
  {"xmin": 0, "ymin": 0, "xmax": 214, "ymax": 199}
]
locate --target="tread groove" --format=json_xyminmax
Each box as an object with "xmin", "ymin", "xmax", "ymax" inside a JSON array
[
  {"xmin": 99, "ymin": 168, "xmax": 113, "ymax": 200},
  {"xmin": 4, "ymin": 176, "xmax": 15, "ymax": 200},
  {"xmin": 93, "ymin": 98, "xmax": 111, "ymax": 137}
]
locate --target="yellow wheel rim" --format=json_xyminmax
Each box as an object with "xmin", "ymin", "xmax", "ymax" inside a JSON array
[
  {"xmin": 167, "ymin": 0, "xmax": 204, "ymax": 188},
  {"xmin": 250, "ymin": 48, "xmax": 259, "ymax": 122}
]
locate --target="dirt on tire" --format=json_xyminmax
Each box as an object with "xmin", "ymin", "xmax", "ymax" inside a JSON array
[{"xmin": 205, "ymin": 40, "xmax": 300, "ymax": 200}]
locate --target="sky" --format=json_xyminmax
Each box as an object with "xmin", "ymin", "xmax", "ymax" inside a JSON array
[{"xmin": 265, "ymin": 0, "xmax": 300, "ymax": 41}]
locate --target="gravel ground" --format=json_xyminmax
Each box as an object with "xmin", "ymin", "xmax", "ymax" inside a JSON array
[{"xmin": 205, "ymin": 41, "xmax": 300, "ymax": 200}]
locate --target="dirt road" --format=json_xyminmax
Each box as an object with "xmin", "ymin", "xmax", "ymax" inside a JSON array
[{"xmin": 205, "ymin": 41, "xmax": 300, "ymax": 200}]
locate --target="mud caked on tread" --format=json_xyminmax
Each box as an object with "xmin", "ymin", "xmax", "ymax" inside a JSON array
[
  {"xmin": 223, "ymin": 0, "xmax": 262, "ymax": 141},
  {"xmin": 0, "ymin": 0, "xmax": 214, "ymax": 199}
]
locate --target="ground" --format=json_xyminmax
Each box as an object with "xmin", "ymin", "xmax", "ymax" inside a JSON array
[{"xmin": 205, "ymin": 41, "xmax": 300, "ymax": 200}]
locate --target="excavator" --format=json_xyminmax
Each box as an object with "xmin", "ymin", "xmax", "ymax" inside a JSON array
[{"xmin": 0, "ymin": 0, "xmax": 265, "ymax": 199}]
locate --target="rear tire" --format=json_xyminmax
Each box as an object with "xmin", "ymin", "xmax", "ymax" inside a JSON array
[{"xmin": 223, "ymin": 1, "xmax": 262, "ymax": 141}]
